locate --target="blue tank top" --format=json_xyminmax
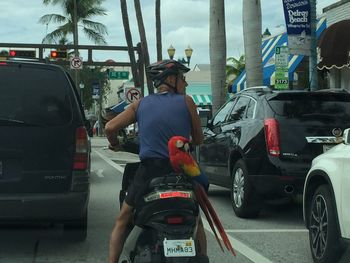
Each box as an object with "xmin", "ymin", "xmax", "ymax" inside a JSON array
[{"xmin": 136, "ymin": 92, "xmax": 191, "ymax": 160}]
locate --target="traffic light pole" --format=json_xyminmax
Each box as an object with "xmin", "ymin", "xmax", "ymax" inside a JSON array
[{"xmin": 0, "ymin": 43, "xmax": 139, "ymax": 67}]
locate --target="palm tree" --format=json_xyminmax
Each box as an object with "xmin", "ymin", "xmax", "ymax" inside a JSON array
[
  {"xmin": 226, "ymin": 55, "xmax": 245, "ymax": 92},
  {"xmin": 209, "ymin": 0, "xmax": 227, "ymax": 114},
  {"xmin": 120, "ymin": 0, "xmax": 142, "ymax": 95},
  {"xmin": 242, "ymin": 0, "xmax": 263, "ymax": 88},
  {"xmin": 134, "ymin": 0, "xmax": 154, "ymax": 94},
  {"xmin": 155, "ymin": 0, "xmax": 162, "ymax": 61},
  {"xmin": 39, "ymin": 0, "xmax": 108, "ymax": 45}
]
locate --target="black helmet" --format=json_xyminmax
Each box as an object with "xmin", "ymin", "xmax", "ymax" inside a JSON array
[{"xmin": 146, "ymin": 60, "xmax": 190, "ymax": 88}]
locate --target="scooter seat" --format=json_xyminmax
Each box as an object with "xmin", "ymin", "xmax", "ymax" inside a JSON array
[{"xmin": 148, "ymin": 173, "xmax": 192, "ymax": 189}]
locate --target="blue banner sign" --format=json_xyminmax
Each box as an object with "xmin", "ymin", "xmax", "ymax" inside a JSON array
[{"xmin": 282, "ymin": 0, "xmax": 311, "ymax": 56}]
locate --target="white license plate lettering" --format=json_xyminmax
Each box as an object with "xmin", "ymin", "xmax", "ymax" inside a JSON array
[{"xmin": 163, "ymin": 239, "xmax": 196, "ymax": 257}]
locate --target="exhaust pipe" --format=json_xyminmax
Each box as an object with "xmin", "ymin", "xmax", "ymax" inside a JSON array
[{"xmin": 284, "ymin": 185, "xmax": 294, "ymax": 194}]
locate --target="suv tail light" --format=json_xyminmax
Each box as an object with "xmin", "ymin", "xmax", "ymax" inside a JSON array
[
  {"xmin": 264, "ymin": 118, "xmax": 280, "ymax": 157},
  {"xmin": 74, "ymin": 126, "xmax": 89, "ymax": 170}
]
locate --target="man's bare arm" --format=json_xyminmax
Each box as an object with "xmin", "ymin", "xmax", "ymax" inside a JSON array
[{"xmin": 105, "ymin": 100, "xmax": 139, "ymax": 146}]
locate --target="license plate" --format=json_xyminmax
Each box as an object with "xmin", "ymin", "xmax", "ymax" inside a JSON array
[
  {"xmin": 323, "ymin": 144, "xmax": 334, "ymax": 153},
  {"xmin": 163, "ymin": 238, "xmax": 196, "ymax": 257}
]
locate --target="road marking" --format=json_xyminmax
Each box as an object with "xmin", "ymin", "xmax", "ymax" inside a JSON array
[
  {"xmin": 225, "ymin": 229, "xmax": 308, "ymax": 233},
  {"xmin": 97, "ymin": 169, "xmax": 104, "ymax": 178},
  {"xmin": 202, "ymin": 220, "xmax": 273, "ymax": 263},
  {"xmin": 96, "ymin": 150, "xmax": 274, "ymax": 263},
  {"xmin": 93, "ymin": 149, "xmax": 124, "ymax": 173}
]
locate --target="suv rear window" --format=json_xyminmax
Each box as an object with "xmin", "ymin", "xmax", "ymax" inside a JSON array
[
  {"xmin": 267, "ymin": 92, "xmax": 350, "ymax": 122},
  {"xmin": 0, "ymin": 64, "xmax": 72, "ymax": 126}
]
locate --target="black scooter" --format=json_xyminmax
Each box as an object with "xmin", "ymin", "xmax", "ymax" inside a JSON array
[{"xmin": 119, "ymin": 173, "xmax": 207, "ymax": 263}]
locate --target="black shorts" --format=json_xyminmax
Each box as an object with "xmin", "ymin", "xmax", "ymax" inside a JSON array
[{"xmin": 124, "ymin": 158, "xmax": 174, "ymax": 207}]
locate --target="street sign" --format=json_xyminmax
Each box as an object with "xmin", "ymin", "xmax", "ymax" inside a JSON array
[
  {"xmin": 70, "ymin": 56, "xmax": 83, "ymax": 69},
  {"xmin": 109, "ymin": 70, "xmax": 129, "ymax": 80},
  {"xmin": 275, "ymin": 46, "xmax": 289, "ymax": 68},
  {"xmin": 125, "ymin": 87, "xmax": 141, "ymax": 103},
  {"xmin": 275, "ymin": 46, "xmax": 289, "ymax": 90}
]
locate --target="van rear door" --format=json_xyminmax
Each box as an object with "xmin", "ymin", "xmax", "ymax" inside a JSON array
[{"xmin": 0, "ymin": 62, "xmax": 76, "ymax": 193}]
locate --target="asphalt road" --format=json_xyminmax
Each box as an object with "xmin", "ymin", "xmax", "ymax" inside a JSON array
[{"xmin": 0, "ymin": 138, "xmax": 349, "ymax": 263}]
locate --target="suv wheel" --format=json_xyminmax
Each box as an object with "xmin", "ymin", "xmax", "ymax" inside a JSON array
[
  {"xmin": 63, "ymin": 210, "xmax": 88, "ymax": 241},
  {"xmin": 230, "ymin": 159, "xmax": 261, "ymax": 218},
  {"xmin": 309, "ymin": 185, "xmax": 345, "ymax": 263}
]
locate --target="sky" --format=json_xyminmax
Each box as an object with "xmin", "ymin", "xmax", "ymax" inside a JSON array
[{"xmin": 0, "ymin": 0, "xmax": 339, "ymax": 68}]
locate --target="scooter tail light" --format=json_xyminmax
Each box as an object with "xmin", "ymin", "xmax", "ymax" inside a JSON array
[{"xmin": 166, "ymin": 216, "xmax": 184, "ymax": 224}]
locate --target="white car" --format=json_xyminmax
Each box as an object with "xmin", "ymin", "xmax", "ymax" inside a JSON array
[{"xmin": 303, "ymin": 128, "xmax": 350, "ymax": 263}]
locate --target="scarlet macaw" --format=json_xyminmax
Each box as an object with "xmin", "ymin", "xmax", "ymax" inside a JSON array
[{"xmin": 168, "ymin": 136, "xmax": 236, "ymax": 256}]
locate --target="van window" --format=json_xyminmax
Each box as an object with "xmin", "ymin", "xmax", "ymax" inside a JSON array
[{"xmin": 0, "ymin": 65, "xmax": 73, "ymax": 126}]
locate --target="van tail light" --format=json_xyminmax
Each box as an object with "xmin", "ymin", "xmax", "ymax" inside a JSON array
[
  {"xmin": 74, "ymin": 126, "xmax": 89, "ymax": 170},
  {"xmin": 166, "ymin": 216, "xmax": 184, "ymax": 225},
  {"xmin": 264, "ymin": 118, "xmax": 280, "ymax": 157}
]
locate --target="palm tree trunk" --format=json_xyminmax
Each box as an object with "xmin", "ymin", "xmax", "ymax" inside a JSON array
[
  {"xmin": 134, "ymin": 0, "xmax": 154, "ymax": 94},
  {"xmin": 156, "ymin": 0, "xmax": 162, "ymax": 61},
  {"xmin": 209, "ymin": 0, "xmax": 227, "ymax": 114},
  {"xmin": 243, "ymin": 0, "xmax": 263, "ymax": 88},
  {"xmin": 120, "ymin": 0, "xmax": 142, "ymax": 95}
]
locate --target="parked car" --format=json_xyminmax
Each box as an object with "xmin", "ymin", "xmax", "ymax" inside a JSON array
[
  {"xmin": 198, "ymin": 86, "xmax": 350, "ymax": 218},
  {"xmin": 303, "ymin": 128, "xmax": 350, "ymax": 263},
  {"xmin": 0, "ymin": 59, "xmax": 91, "ymax": 240}
]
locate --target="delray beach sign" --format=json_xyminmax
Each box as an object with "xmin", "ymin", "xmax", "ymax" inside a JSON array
[{"xmin": 282, "ymin": 0, "xmax": 311, "ymax": 56}]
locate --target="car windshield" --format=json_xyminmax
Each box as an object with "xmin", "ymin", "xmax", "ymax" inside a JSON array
[{"xmin": 0, "ymin": 65, "xmax": 72, "ymax": 126}]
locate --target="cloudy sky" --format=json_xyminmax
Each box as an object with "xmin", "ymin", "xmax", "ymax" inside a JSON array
[{"xmin": 0, "ymin": 0, "xmax": 338, "ymax": 67}]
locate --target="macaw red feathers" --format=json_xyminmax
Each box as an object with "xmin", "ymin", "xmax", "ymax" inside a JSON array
[
  {"xmin": 168, "ymin": 136, "xmax": 200, "ymax": 177},
  {"xmin": 168, "ymin": 136, "xmax": 236, "ymax": 256},
  {"xmin": 195, "ymin": 183, "xmax": 236, "ymax": 256}
]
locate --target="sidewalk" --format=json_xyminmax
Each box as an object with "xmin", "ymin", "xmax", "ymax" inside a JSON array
[{"xmin": 91, "ymin": 136, "xmax": 140, "ymax": 163}]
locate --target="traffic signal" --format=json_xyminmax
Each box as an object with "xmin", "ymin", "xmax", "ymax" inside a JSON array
[
  {"xmin": 50, "ymin": 50, "xmax": 67, "ymax": 59},
  {"xmin": 9, "ymin": 49, "xmax": 36, "ymax": 58}
]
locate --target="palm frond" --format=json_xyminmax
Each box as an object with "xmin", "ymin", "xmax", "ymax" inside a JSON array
[
  {"xmin": 42, "ymin": 28, "xmax": 67, "ymax": 44},
  {"xmin": 83, "ymin": 27, "xmax": 107, "ymax": 45},
  {"xmin": 82, "ymin": 20, "xmax": 108, "ymax": 35},
  {"xmin": 38, "ymin": 14, "xmax": 67, "ymax": 25}
]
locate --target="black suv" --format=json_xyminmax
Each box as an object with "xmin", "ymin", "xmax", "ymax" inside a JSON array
[
  {"xmin": 0, "ymin": 60, "xmax": 91, "ymax": 240},
  {"xmin": 198, "ymin": 87, "xmax": 350, "ymax": 218}
]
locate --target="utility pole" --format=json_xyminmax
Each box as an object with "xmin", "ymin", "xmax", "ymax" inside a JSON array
[
  {"xmin": 73, "ymin": 0, "xmax": 79, "ymax": 91},
  {"xmin": 309, "ymin": 0, "xmax": 318, "ymax": 91}
]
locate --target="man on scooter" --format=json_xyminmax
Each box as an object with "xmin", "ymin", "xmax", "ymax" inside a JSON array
[{"xmin": 105, "ymin": 60, "xmax": 208, "ymax": 263}]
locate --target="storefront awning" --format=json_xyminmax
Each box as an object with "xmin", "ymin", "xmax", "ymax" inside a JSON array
[
  {"xmin": 109, "ymin": 100, "xmax": 128, "ymax": 113},
  {"xmin": 232, "ymin": 17, "xmax": 327, "ymax": 93},
  {"xmin": 190, "ymin": 94, "xmax": 212, "ymax": 106},
  {"xmin": 318, "ymin": 19, "xmax": 350, "ymax": 70}
]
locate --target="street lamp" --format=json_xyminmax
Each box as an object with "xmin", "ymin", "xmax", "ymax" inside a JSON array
[
  {"xmin": 167, "ymin": 45, "xmax": 194, "ymax": 66},
  {"xmin": 184, "ymin": 45, "xmax": 193, "ymax": 66},
  {"xmin": 167, "ymin": 45, "xmax": 176, "ymax": 60}
]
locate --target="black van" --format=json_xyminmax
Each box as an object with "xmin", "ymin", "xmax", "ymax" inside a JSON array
[{"xmin": 0, "ymin": 60, "xmax": 91, "ymax": 240}]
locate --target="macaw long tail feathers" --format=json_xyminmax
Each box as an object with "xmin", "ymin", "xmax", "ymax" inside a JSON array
[
  {"xmin": 194, "ymin": 185, "xmax": 224, "ymax": 252},
  {"xmin": 195, "ymin": 183, "xmax": 236, "ymax": 256}
]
